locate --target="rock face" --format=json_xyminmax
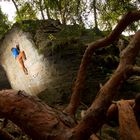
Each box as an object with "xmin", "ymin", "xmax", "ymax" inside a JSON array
[
  {"xmin": 0, "ymin": 27, "xmax": 50, "ymax": 95},
  {"xmin": 0, "ymin": 65, "xmax": 11, "ymax": 89},
  {"xmin": 0, "ymin": 23, "xmax": 86, "ymax": 100},
  {"xmin": 0, "ymin": 24, "xmax": 96, "ymax": 104},
  {"xmin": 0, "ymin": 21, "xmax": 107, "ymax": 104}
]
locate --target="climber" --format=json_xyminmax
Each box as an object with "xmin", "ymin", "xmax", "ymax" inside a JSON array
[{"xmin": 11, "ymin": 44, "xmax": 28, "ymax": 75}]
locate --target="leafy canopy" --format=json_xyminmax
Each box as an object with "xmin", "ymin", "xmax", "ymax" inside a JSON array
[{"xmin": 0, "ymin": 7, "xmax": 10, "ymax": 38}]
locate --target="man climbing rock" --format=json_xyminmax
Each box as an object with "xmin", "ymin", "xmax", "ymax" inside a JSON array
[{"xmin": 11, "ymin": 44, "xmax": 28, "ymax": 75}]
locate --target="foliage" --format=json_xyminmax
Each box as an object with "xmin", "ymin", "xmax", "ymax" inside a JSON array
[
  {"xmin": 12, "ymin": 0, "xmax": 87, "ymax": 26},
  {"xmin": 13, "ymin": 20, "xmax": 39, "ymax": 35},
  {"xmin": 0, "ymin": 7, "xmax": 10, "ymax": 38},
  {"xmin": 11, "ymin": 0, "xmax": 140, "ymax": 32},
  {"xmin": 57, "ymin": 25, "xmax": 82, "ymax": 38},
  {"xmin": 14, "ymin": 2, "xmax": 37, "ymax": 22},
  {"xmin": 96, "ymin": 0, "xmax": 139, "ymax": 31}
]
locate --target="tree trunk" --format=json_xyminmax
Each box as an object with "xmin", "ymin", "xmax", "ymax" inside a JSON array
[
  {"xmin": 64, "ymin": 11, "xmax": 140, "ymax": 116},
  {"xmin": 93, "ymin": 0, "xmax": 98, "ymax": 29},
  {"xmin": 117, "ymin": 100, "xmax": 140, "ymax": 140},
  {"xmin": 106, "ymin": 100, "xmax": 134, "ymax": 122},
  {"xmin": 11, "ymin": 0, "xmax": 21, "ymax": 20},
  {"xmin": 44, "ymin": 0, "xmax": 51, "ymax": 19},
  {"xmin": 76, "ymin": 0, "xmax": 83, "ymax": 26},
  {"xmin": 39, "ymin": 0, "xmax": 45, "ymax": 20},
  {"xmin": 57, "ymin": 0, "xmax": 66, "ymax": 25},
  {"xmin": 106, "ymin": 99, "xmax": 140, "ymax": 125}
]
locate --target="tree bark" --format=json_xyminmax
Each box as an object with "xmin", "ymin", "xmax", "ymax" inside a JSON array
[
  {"xmin": 64, "ymin": 10, "xmax": 140, "ymax": 116},
  {"xmin": 106, "ymin": 99, "xmax": 140, "ymax": 124},
  {"xmin": 117, "ymin": 100, "xmax": 140, "ymax": 140},
  {"xmin": 106, "ymin": 100, "xmax": 134, "ymax": 122}
]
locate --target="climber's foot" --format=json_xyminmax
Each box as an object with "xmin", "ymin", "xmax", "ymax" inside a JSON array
[{"xmin": 23, "ymin": 68, "xmax": 28, "ymax": 75}]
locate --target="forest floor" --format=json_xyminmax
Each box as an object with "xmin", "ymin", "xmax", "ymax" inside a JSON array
[{"xmin": 0, "ymin": 119, "xmax": 31, "ymax": 140}]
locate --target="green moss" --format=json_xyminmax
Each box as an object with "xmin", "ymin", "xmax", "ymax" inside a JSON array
[
  {"xmin": 58, "ymin": 25, "xmax": 82, "ymax": 37},
  {"xmin": 12, "ymin": 20, "xmax": 106, "ymax": 55},
  {"xmin": 13, "ymin": 20, "xmax": 39, "ymax": 35}
]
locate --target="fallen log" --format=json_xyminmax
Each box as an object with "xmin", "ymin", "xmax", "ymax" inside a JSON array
[{"xmin": 0, "ymin": 90, "xmax": 76, "ymax": 140}]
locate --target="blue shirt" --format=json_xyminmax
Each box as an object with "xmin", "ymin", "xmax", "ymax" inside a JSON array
[{"xmin": 11, "ymin": 48, "xmax": 19, "ymax": 58}]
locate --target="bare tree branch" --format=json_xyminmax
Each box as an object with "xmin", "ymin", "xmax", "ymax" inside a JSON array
[
  {"xmin": 107, "ymin": 97, "xmax": 140, "ymax": 124},
  {"xmin": 68, "ymin": 30, "xmax": 140, "ymax": 140},
  {"xmin": 64, "ymin": 10, "xmax": 140, "ymax": 116},
  {"xmin": 11, "ymin": 0, "xmax": 21, "ymax": 20},
  {"xmin": 117, "ymin": 100, "xmax": 140, "ymax": 140},
  {"xmin": 106, "ymin": 100, "xmax": 134, "ymax": 122}
]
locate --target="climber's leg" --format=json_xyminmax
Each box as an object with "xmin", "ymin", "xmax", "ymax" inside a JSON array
[
  {"xmin": 16, "ymin": 52, "xmax": 28, "ymax": 75},
  {"xmin": 22, "ymin": 51, "xmax": 27, "ymax": 60},
  {"xmin": 18, "ymin": 58, "xmax": 28, "ymax": 75}
]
